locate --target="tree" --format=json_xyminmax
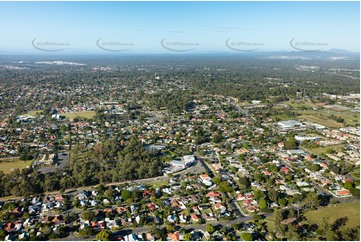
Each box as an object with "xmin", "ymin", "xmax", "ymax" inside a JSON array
[
  {"xmin": 0, "ymin": 230, "xmax": 6, "ymax": 241},
  {"xmin": 42, "ymin": 225, "xmax": 52, "ymax": 236},
  {"xmin": 219, "ymin": 181, "xmax": 233, "ymax": 193},
  {"xmin": 285, "ymin": 225, "xmax": 301, "ymax": 241},
  {"xmin": 183, "ymin": 233, "xmax": 192, "ymax": 241},
  {"xmin": 284, "ymin": 137, "xmax": 297, "ymax": 150},
  {"xmin": 166, "ymin": 224, "xmax": 175, "ymax": 233},
  {"xmin": 206, "ymin": 224, "xmax": 216, "ymax": 234},
  {"xmin": 121, "ymin": 190, "xmax": 131, "ymax": 201},
  {"xmin": 259, "ymin": 197, "xmax": 268, "ymax": 210},
  {"xmin": 104, "ymin": 188, "xmax": 114, "ymax": 200},
  {"xmin": 96, "ymin": 230, "xmax": 112, "ymax": 241},
  {"xmin": 212, "ymin": 132, "xmax": 223, "ymax": 143},
  {"xmin": 239, "ymin": 176, "xmax": 250, "ymax": 188},
  {"xmin": 268, "ymin": 188, "xmax": 278, "ymax": 202},
  {"xmin": 79, "ymin": 226, "xmax": 96, "ymax": 236},
  {"xmin": 212, "ymin": 176, "xmax": 222, "ymax": 185},
  {"xmin": 304, "ymin": 192, "xmax": 319, "ymax": 209},
  {"xmin": 81, "ymin": 210, "xmax": 95, "ymax": 221},
  {"xmin": 241, "ymin": 233, "xmax": 253, "ymax": 241}
]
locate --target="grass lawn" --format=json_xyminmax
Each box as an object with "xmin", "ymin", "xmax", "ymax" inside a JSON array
[
  {"xmin": 0, "ymin": 157, "xmax": 33, "ymax": 174},
  {"xmin": 305, "ymin": 201, "xmax": 360, "ymax": 228},
  {"xmin": 63, "ymin": 111, "xmax": 96, "ymax": 120},
  {"xmin": 297, "ymin": 109, "xmax": 359, "ymax": 127},
  {"xmin": 147, "ymin": 179, "xmax": 169, "ymax": 188},
  {"xmin": 297, "ymin": 112, "xmax": 343, "ymax": 128},
  {"xmin": 302, "ymin": 144, "xmax": 345, "ymax": 157},
  {"xmin": 350, "ymin": 169, "xmax": 360, "ymax": 181},
  {"xmin": 283, "ymin": 100, "xmax": 315, "ymax": 109},
  {"xmin": 21, "ymin": 110, "xmax": 43, "ymax": 116}
]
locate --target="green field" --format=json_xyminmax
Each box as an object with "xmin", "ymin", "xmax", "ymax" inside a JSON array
[
  {"xmin": 305, "ymin": 201, "xmax": 360, "ymax": 228},
  {"xmin": 146, "ymin": 179, "xmax": 168, "ymax": 188},
  {"xmin": 283, "ymin": 100, "xmax": 315, "ymax": 109},
  {"xmin": 63, "ymin": 111, "xmax": 96, "ymax": 120},
  {"xmin": 302, "ymin": 144, "xmax": 345, "ymax": 157},
  {"xmin": 297, "ymin": 112, "xmax": 344, "ymax": 128},
  {"xmin": 297, "ymin": 109, "xmax": 359, "ymax": 127},
  {"xmin": 22, "ymin": 110, "xmax": 43, "ymax": 116},
  {"xmin": 0, "ymin": 158, "xmax": 33, "ymax": 174},
  {"xmin": 265, "ymin": 201, "xmax": 360, "ymax": 232}
]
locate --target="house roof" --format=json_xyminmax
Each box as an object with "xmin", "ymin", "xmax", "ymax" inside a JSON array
[
  {"xmin": 206, "ymin": 191, "xmax": 220, "ymax": 197},
  {"xmin": 167, "ymin": 232, "xmax": 180, "ymax": 241},
  {"xmin": 336, "ymin": 189, "xmax": 351, "ymax": 195}
]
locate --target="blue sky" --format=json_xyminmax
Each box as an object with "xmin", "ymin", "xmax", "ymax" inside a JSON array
[{"xmin": 0, "ymin": 1, "xmax": 359, "ymax": 54}]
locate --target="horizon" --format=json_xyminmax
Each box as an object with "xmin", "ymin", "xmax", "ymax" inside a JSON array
[{"xmin": 0, "ymin": 1, "xmax": 359, "ymax": 54}]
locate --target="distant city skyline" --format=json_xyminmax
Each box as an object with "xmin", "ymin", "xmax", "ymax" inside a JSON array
[{"xmin": 0, "ymin": 1, "xmax": 359, "ymax": 54}]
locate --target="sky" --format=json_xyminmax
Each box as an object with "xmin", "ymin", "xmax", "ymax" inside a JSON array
[{"xmin": 0, "ymin": 1, "xmax": 359, "ymax": 54}]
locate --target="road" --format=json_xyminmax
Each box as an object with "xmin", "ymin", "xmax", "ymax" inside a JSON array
[{"xmin": 197, "ymin": 155, "xmax": 245, "ymax": 219}]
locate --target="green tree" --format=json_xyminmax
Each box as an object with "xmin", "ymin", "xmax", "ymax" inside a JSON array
[
  {"xmin": 183, "ymin": 233, "xmax": 192, "ymax": 241},
  {"xmin": 0, "ymin": 230, "xmax": 6, "ymax": 240},
  {"xmin": 104, "ymin": 188, "xmax": 114, "ymax": 200},
  {"xmin": 166, "ymin": 224, "xmax": 174, "ymax": 233},
  {"xmin": 268, "ymin": 188, "xmax": 278, "ymax": 202},
  {"xmin": 239, "ymin": 176, "xmax": 250, "ymax": 188},
  {"xmin": 206, "ymin": 224, "xmax": 216, "ymax": 234},
  {"xmin": 219, "ymin": 182, "xmax": 233, "ymax": 193},
  {"xmin": 241, "ymin": 233, "xmax": 253, "ymax": 241},
  {"xmin": 121, "ymin": 190, "xmax": 131, "ymax": 201},
  {"xmin": 79, "ymin": 226, "xmax": 96, "ymax": 236},
  {"xmin": 81, "ymin": 210, "xmax": 95, "ymax": 221},
  {"xmin": 259, "ymin": 197, "xmax": 268, "ymax": 210},
  {"xmin": 284, "ymin": 137, "xmax": 297, "ymax": 150},
  {"xmin": 304, "ymin": 192, "xmax": 319, "ymax": 209},
  {"xmin": 96, "ymin": 230, "xmax": 112, "ymax": 241},
  {"xmin": 212, "ymin": 176, "xmax": 222, "ymax": 185}
]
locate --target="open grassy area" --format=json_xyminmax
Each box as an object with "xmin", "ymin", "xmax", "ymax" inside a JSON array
[
  {"xmin": 297, "ymin": 109, "xmax": 359, "ymax": 127},
  {"xmin": 283, "ymin": 100, "xmax": 315, "ymax": 109},
  {"xmin": 0, "ymin": 157, "xmax": 33, "ymax": 174},
  {"xmin": 305, "ymin": 201, "xmax": 360, "ymax": 228},
  {"xmin": 297, "ymin": 112, "xmax": 343, "ymax": 128},
  {"xmin": 146, "ymin": 179, "xmax": 169, "ymax": 188},
  {"xmin": 21, "ymin": 110, "xmax": 43, "ymax": 116},
  {"xmin": 63, "ymin": 111, "xmax": 96, "ymax": 121},
  {"xmin": 350, "ymin": 168, "xmax": 360, "ymax": 181},
  {"xmin": 265, "ymin": 201, "xmax": 360, "ymax": 232},
  {"xmin": 302, "ymin": 144, "xmax": 345, "ymax": 157}
]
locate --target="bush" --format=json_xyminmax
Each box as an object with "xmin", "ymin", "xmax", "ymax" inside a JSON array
[
  {"xmin": 79, "ymin": 226, "xmax": 96, "ymax": 236},
  {"xmin": 241, "ymin": 233, "xmax": 253, "ymax": 241}
]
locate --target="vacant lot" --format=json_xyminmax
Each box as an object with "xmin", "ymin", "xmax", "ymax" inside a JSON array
[
  {"xmin": 297, "ymin": 109, "xmax": 359, "ymax": 127},
  {"xmin": 0, "ymin": 157, "xmax": 33, "ymax": 174},
  {"xmin": 21, "ymin": 110, "xmax": 43, "ymax": 116},
  {"xmin": 63, "ymin": 111, "xmax": 96, "ymax": 120},
  {"xmin": 141, "ymin": 179, "xmax": 168, "ymax": 188},
  {"xmin": 305, "ymin": 201, "xmax": 360, "ymax": 228},
  {"xmin": 297, "ymin": 112, "xmax": 343, "ymax": 128},
  {"xmin": 302, "ymin": 144, "xmax": 345, "ymax": 157}
]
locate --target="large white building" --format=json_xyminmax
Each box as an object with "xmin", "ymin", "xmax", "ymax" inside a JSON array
[
  {"xmin": 170, "ymin": 155, "xmax": 196, "ymax": 169},
  {"xmin": 277, "ymin": 120, "xmax": 304, "ymax": 130}
]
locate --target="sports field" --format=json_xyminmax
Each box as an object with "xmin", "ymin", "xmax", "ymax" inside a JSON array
[
  {"xmin": 0, "ymin": 157, "xmax": 32, "ymax": 174},
  {"xmin": 63, "ymin": 111, "xmax": 96, "ymax": 120},
  {"xmin": 305, "ymin": 201, "xmax": 360, "ymax": 228}
]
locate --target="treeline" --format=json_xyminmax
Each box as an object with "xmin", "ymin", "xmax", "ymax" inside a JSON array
[{"xmin": 0, "ymin": 138, "xmax": 163, "ymax": 197}]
